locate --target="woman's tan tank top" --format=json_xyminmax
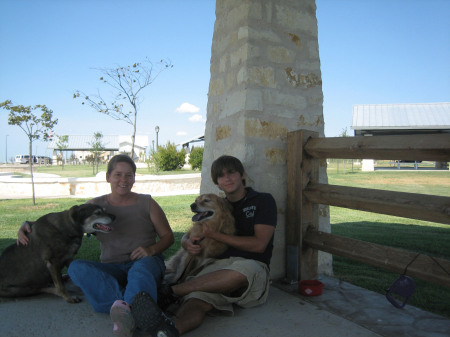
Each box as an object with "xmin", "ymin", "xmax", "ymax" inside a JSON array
[{"xmin": 91, "ymin": 194, "xmax": 157, "ymax": 263}]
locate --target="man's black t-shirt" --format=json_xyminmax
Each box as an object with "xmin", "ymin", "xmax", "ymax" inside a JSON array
[{"xmin": 218, "ymin": 187, "xmax": 277, "ymax": 267}]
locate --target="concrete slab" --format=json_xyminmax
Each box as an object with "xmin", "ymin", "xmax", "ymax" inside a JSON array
[
  {"xmin": 0, "ymin": 173, "xmax": 201, "ymax": 199},
  {"xmin": 181, "ymin": 285, "xmax": 381, "ymax": 337},
  {"xmin": 2, "ymin": 276, "xmax": 449, "ymax": 337},
  {"xmin": 0, "ymin": 284, "xmax": 379, "ymax": 337}
]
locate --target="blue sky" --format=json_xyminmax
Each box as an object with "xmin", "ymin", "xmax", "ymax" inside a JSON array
[{"xmin": 1, "ymin": 0, "xmax": 449, "ymax": 160}]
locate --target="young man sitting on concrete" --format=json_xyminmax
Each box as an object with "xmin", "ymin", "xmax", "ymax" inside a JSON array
[{"xmin": 131, "ymin": 155, "xmax": 278, "ymax": 337}]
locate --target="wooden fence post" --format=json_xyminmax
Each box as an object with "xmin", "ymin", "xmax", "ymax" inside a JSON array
[{"xmin": 286, "ymin": 130, "xmax": 319, "ymax": 282}]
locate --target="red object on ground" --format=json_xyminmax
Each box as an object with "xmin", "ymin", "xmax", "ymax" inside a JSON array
[{"xmin": 298, "ymin": 280, "xmax": 324, "ymax": 296}]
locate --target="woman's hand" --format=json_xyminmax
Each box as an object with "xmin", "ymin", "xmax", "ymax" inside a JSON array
[
  {"xmin": 17, "ymin": 221, "xmax": 32, "ymax": 246},
  {"xmin": 130, "ymin": 246, "xmax": 154, "ymax": 260}
]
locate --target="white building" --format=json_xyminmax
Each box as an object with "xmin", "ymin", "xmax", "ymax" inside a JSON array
[
  {"xmin": 352, "ymin": 102, "xmax": 450, "ymax": 170},
  {"xmin": 47, "ymin": 135, "xmax": 149, "ymax": 163}
]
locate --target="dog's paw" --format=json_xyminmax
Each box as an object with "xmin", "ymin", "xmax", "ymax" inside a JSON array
[{"xmin": 66, "ymin": 295, "xmax": 82, "ymax": 304}]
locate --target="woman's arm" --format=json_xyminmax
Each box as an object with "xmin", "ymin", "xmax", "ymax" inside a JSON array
[
  {"xmin": 17, "ymin": 221, "xmax": 33, "ymax": 246},
  {"xmin": 17, "ymin": 197, "xmax": 96, "ymax": 246},
  {"xmin": 130, "ymin": 197, "xmax": 175, "ymax": 260}
]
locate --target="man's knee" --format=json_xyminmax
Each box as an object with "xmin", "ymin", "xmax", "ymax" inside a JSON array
[{"xmin": 229, "ymin": 269, "xmax": 249, "ymax": 289}]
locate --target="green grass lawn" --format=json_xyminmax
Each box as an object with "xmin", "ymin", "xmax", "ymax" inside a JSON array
[
  {"xmin": 329, "ymin": 207, "xmax": 450, "ymax": 317},
  {"xmin": 328, "ymin": 170, "xmax": 450, "ymax": 196},
  {"xmin": 0, "ymin": 170, "xmax": 449, "ymax": 318},
  {"xmin": 327, "ymin": 171, "xmax": 450, "ymax": 318}
]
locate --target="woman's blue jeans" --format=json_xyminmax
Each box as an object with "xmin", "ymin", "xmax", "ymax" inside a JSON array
[{"xmin": 68, "ymin": 254, "xmax": 165, "ymax": 313}]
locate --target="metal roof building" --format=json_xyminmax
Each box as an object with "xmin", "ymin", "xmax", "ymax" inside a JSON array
[
  {"xmin": 47, "ymin": 135, "xmax": 149, "ymax": 151},
  {"xmin": 46, "ymin": 135, "xmax": 149, "ymax": 162},
  {"xmin": 352, "ymin": 102, "xmax": 450, "ymax": 136}
]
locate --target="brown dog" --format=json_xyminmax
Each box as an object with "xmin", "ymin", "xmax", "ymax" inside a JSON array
[
  {"xmin": 0, "ymin": 204, "xmax": 114, "ymax": 303},
  {"xmin": 165, "ymin": 194, "xmax": 235, "ymax": 284}
]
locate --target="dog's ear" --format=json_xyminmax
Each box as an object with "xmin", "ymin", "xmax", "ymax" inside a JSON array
[{"xmin": 68, "ymin": 205, "xmax": 81, "ymax": 224}]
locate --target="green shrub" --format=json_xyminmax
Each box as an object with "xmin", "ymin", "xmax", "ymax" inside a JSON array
[
  {"xmin": 188, "ymin": 147, "xmax": 204, "ymax": 170},
  {"xmin": 152, "ymin": 142, "xmax": 186, "ymax": 171}
]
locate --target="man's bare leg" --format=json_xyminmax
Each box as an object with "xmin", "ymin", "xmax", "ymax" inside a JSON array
[
  {"xmin": 169, "ymin": 270, "xmax": 248, "ymax": 335},
  {"xmin": 172, "ymin": 269, "xmax": 248, "ymax": 296},
  {"xmin": 172, "ymin": 298, "xmax": 212, "ymax": 335}
]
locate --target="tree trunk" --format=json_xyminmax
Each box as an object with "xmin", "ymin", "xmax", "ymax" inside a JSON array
[
  {"xmin": 29, "ymin": 140, "xmax": 36, "ymax": 205},
  {"xmin": 131, "ymin": 106, "xmax": 137, "ymax": 160}
]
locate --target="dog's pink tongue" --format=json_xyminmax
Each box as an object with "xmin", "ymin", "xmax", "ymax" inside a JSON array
[
  {"xmin": 192, "ymin": 212, "xmax": 208, "ymax": 222},
  {"xmin": 94, "ymin": 224, "xmax": 112, "ymax": 232}
]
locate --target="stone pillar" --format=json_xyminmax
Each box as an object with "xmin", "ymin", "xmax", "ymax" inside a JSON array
[{"xmin": 201, "ymin": 0, "xmax": 331, "ymax": 279}]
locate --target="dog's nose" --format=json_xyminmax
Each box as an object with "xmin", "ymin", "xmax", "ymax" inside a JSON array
[{"xmin": 190, "ymin": 203, "xmax": 196, "ymax": 210}]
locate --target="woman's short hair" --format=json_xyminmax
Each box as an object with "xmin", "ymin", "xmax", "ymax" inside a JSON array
[
  {"xmin": 107, "ymin": 154, "xmax": 136, "ymax": 175},
  {"xmin": 211, "ymin": 155, "xmax": 245, "ymax": 186}
]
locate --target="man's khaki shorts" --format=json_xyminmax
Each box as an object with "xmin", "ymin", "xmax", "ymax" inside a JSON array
[{"xmin": 182, "ymin": 257, "xmax": 270, "ymax": 315}]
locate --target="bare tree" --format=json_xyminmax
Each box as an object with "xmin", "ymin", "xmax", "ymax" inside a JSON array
[
  {"xmin": 1, "ymin": 100, "xmax": 58, "ymax": 205},
  {"xmin": 74, "ymin": 58, "xmax": 173, "ymax": 160}
]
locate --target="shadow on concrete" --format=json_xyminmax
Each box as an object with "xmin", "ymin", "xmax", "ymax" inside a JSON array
[{"xmin": 1, "ymin": 275, "xmax": 449, "ymax": 337}]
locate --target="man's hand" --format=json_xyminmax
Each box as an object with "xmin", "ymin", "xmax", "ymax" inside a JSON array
[
  {"xmin": 184, "ymin": 236, "xmax": 203, "ymax": 256},
  {"xmin": 17, "ymin": 221, "xmax": 32, "ymax": 246}
]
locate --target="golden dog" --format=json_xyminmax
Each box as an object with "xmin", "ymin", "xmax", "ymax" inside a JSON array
[{"xmin": 165, "ymin": 194, "xmax": 235, "ymax": 284}]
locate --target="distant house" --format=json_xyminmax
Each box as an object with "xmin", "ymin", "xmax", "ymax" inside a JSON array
[
  {"xmin": 179, "ymin": 135, "xmax": 205, "ymax": 153},
  {"xmin": 351, "ymin": 102, "xmax": 450, "ymax": 170},
  {"xmin": 352, "ymin": 102, "xmax": 450, "ymax": 136},
  {"xmin": 47, "ymin": 135, "xmax": 149, "ymax": 163}
]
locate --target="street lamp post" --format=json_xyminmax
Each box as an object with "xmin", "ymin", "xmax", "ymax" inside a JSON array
[
  {"xmin": 5, "ymin": 134, "xmax": 9, "ymax": 164},
  {"xmin": 155, "ymin": 126, "xmax": 160, "ymax": 149}
]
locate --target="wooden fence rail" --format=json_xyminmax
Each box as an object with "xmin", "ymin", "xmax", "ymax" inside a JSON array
[{"xmin": 286, "ymin": 130, "xmax": 450, "ymax": 288}]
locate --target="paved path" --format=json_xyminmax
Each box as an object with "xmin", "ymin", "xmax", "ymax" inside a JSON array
[
  {"xmin": 0, "ymin": 284, "xmax": 378, "ymax": 337},
  {"xmin": 1, "ymin": 276, "xmax": 449, "ymax": 337}
]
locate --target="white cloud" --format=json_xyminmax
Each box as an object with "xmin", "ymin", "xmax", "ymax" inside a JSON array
[
  {"xmin": 176, "ymin": 102, "xmax": 200, "ymax": 113},
  {"xmin": 176, "ymin": 131, "xmax": 188, "ymax": 136},
  {"xmin": 189, "ymin": 114, "xmax": 205, "ymax": 122}
]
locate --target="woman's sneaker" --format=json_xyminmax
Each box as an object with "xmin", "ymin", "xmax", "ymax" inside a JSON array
[
  {"xmin": 110, "ymin": 300, "xmax": 135, "ymax": 337},
  {"xmin": 132, "ymin": 291, "xmax": 179, "ymax": 337}
]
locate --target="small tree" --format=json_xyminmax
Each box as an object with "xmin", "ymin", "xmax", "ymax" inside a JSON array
[
  {"xmin": 88, "ymin": 132, "xmax": 106, "ymax": 175},
  {"xmin": 74, "ymin": 58, "xmax": 173, "ymax": 159},
  {"xmin": 188, "ymin": 147, "xmax": 204, "ymax": 170},
  {"xmin": 339, "ymin": 127, "xmax": 348, "ymax": 137},
  {"xmin": 1, "ymin": 100, "xmax": 58, "ymax": 205},
  {"xmin": 339, "ymin": 127, "xmax": 351, "ymax": 173},
  {"xmin": 55, "ymin": 135, "xmax": 69, "ymax": 169},
  {"xmin": 152, "ymin": 142, "xmax": 186, "ymax": 171}
]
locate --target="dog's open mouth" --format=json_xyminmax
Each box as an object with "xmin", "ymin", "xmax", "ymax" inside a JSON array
[
  {"xmin": 192, "ymin": 211, "xmax": 214, "ymax": 222},
  {"xmin": 93, "ymin": 223, "xmax": 112, "ymax": 232}
]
